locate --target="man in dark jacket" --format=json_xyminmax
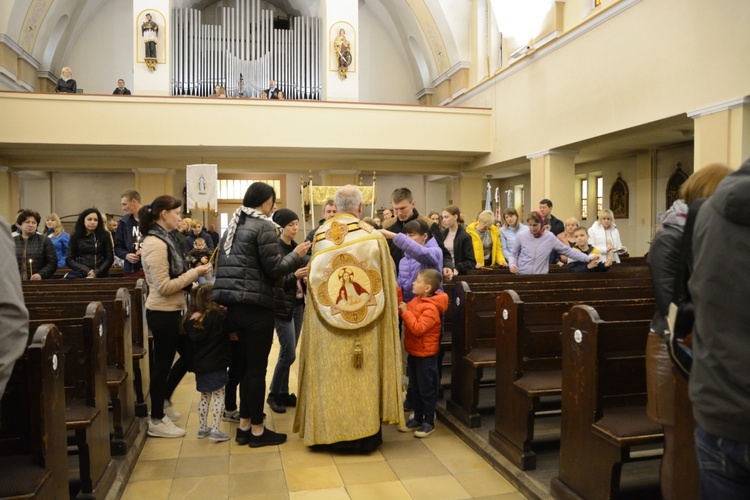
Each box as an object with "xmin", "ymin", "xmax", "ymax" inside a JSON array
[
  {"xmin": 115, "ymin": 189, "xmax": 144, "ymax": 277},
  {"xmin": 539, "ymin": 199, "xmax": 564, "ymax": 236},
  {"xmin": 113, "ymin": 79, "xmax": 132, "ymax": 95},
  {"xmin": 688, "ymin": 158, "xmax": 750, "ymax": 499},
  {"xmin": 304, "ymin": 199, "xmax": 337, "ymax": 245},
  {"xmin": 381, "ymin": 187, "xmax": 453, "ymax": 281}
]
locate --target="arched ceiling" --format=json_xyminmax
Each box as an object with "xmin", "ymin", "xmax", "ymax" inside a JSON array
[{"xmin": 1, "ymin": 0, "xmax": 461, "ymax": 92}]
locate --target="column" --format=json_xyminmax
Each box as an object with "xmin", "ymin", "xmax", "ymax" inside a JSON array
[
  {"xmin": 688, "ymin": 96, "xmax": 750, "ymax": 169},
  {"xmin": 133, "ymin": 168, "xmax": 175, "ymax": 206},
  {"xmin": 0, "ymin": 167, "xmax": 20, "ymax": 221},
  {"xmin": 452, "ymin": 175, "xmax": 483, "ymax": 215},
  {"xmin": 527, "ymin": 150, "xmax": 577, "ymax": 220},
  {"xmin": 133, "ymin": 0, "xmax": 171, "ymax": 95},
  {"xmin": 634, "ymin": 150, "xmax": 655, "ymax": 257},
  {"xmin": 323, "ymin": 0, "xmax": 358, "ymax": 102}
]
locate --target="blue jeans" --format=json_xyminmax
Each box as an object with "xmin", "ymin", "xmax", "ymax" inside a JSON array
[
  {"xmin": 407, "ymin": 354, "xmax": 439, "ymax": 426},
  {"xmin": 695, "ymin": 422, "xmax": 750, "ymax": 499},
  {"xmin": 269, "ymin": 300, "xmax": 304, "ymax": 396}
]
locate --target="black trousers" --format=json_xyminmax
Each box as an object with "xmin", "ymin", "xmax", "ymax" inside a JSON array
[
  {"xmin": 147, "ymin": 309, "xmax": 187, "ymax": 420},
  {"xmin": 226, "ymin": 303, "xmax": 274, "ymax": 425}
]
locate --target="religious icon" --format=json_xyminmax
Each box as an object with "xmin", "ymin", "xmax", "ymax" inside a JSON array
[
  {"xmin": 140, "ymin": 11, "xmax": 160, "ymax": 70},
  {"xmin": 334, "ymin": 28, "xmax": 353, "ymax": 79},
  {"xmin": 609, "ymin": 174, "xmax": 630, "ymax": 219}
]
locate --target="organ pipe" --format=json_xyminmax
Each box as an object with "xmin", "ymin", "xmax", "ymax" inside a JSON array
[{"xmin": 172, "ymin": 0, "xmax": 321, "ymax": 99}]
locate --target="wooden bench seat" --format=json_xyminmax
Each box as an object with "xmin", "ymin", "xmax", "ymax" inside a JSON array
[
  {"xmin": 0, "ymin": 325, "xmax": 68, "ymax": 499},
  {"xmin": 29, "ymin": 302, "xmax": 116, "ymax": 497},
  {"xmin": 489, "ymin": 290, "xmax": 654, "ymax": 470},
  {"xmin": 24, "ymin": 289, "xmax": 137, "ymax": 456},
  {"xmin": 551, "ymin": 305, "xmax": 663, "ymax": 500},
  {"xmin": 23, "ymin": 278, "xmax": 150, "ymax": 417},
  {"xmin": 449, "ymin": 277, "xmax": 653, "ymax": 430}
]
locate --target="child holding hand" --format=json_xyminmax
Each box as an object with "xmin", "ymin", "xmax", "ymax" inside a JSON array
[
  {"xmin": 568, "ymin": 226, "xmax": 611, "ymax": 273},
  {"xmin": 398, "ymin": 269, "xmax": 449, "ymax": 438},
  {"xmin": 184, "ymin": 284, "xmax": 231, "ymax": 442}
]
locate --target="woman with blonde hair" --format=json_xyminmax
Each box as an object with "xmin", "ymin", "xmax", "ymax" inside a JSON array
[
  {"xmin": 44, "ymin": 212, "xmax": 70, "ymax": 268},
  {"xmin": 558, "ymin": 217, "xmax": 579, "ymax": 247},
  {"xmin": 466, "ymin": 210, "xmax": 506, "ymax": 268},
  {"xmin": 55, "ymin": 67, "xmax": 77, "ymax": 93},
  {"xmin": 588, "ymin": 209, "xmax": 626, "ymax": 264},
  {"xmin": 646, "ymin": 162, "xmax": 732, "ymax": 499}
]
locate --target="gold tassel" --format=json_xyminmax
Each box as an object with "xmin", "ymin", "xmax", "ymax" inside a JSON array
[{"xmin": 353, "ymin": 337, "xmax": 363, "ymax": 369}]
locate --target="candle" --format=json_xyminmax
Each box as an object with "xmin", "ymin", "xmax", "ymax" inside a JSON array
[
  {"xmin": 28, "ymin": 259, "xmax": 33, "ymax": 278},
  {"xmin": 135, "ymin": 235, "xmax": 141, "ymax": 251}
]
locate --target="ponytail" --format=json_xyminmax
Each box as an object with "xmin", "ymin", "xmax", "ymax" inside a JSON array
[{"xmin": 139, "ymin": 195, "xmax": 181, "ymax": 235}]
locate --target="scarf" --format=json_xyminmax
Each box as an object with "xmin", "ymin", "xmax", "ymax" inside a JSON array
[
  {"xmin": 533, "ymin": 211, "xmax": 546, "ymax": 238},
  {"xmin": 223, "ymin": 207, "xmax": 281, "ymax": 256},
  {"xmin": 146, "ymin": 223, "xmax": 187, "ymax": 279},
  {"xmin": 658, "ymin": 199, "xmax": 688, "ymax": 232}
]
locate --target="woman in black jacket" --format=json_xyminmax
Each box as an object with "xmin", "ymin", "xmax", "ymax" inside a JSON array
[
  {"xmin": 66, "ymin": 208, "xmax": 114, "ymax": 278},
  {"xmin": 441, "ymin": 205, "xmax": 476, "ymax": 279},
  {"xmin": 646, "ymin": 163, "xmax": 731, "ymax": 499},
  {"xmin": 55, "ymin": 67, "xmax": 77, "ymax": 93},
  {"xmin": 14, "ymin": 209, "xmax": 57, "ymax": 280},
  {"xmin": 212, "ymin": 182, "xmax": 310, "ymax": 448}
]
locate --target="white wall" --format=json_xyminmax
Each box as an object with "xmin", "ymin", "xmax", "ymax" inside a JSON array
[
  {"xmin": 374, "ymin": 174, "xmax": 426, "ymax": 214},
  {"xmin": 66, "ymin": 0, "xmax": 133, "ymax": 94},
  {"xmin": 20, "ymin": 177, "xmax": 51, "ymax": 219},
  {"xmin": 52, "ymin": 171, "xmax": 135, "ymax": 220},
  {"xmin": 425, "ymin": 181, "xmax": 447, "ymax": 215},
  {"xmin": 359, "ymin": 4, "xmax": 417, "ymax": 104}
]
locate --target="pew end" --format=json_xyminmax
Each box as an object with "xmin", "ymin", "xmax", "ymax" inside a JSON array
[
  {"xmin": 0, "ymin": 325, "xmax": 69, "ymax": 500},
  {"xmin": 552, "ymin": 305, "xmax": 662, "ymax": 500}
]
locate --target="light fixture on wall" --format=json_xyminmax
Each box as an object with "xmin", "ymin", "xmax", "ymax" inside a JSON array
[{"xmin": 509, "ymin": 41, "xmax": 535, "ymax": 60}]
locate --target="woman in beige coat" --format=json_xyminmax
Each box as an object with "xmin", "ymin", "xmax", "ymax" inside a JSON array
[{"xmin": 140, "ymin": 195, "xmax": 211, "ymax": 438}]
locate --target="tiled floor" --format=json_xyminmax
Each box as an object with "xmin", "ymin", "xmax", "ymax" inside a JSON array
[{"xmin": 122, "ymin": 342, "xmax": 525, "ymax": 500}]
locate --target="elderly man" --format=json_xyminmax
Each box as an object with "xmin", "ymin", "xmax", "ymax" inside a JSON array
[{"xmin": 294, "ymin": 185, "xmax": 404, "ymax": 451}]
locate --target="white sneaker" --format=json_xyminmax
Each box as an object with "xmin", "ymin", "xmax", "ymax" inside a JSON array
[
  {"xmin": 148, "ymin": 416, "xmax": 186, "ymax": 438},
  {"xmin": 164, "ymin": 401, "xmax": 182, "ymax": 421}
]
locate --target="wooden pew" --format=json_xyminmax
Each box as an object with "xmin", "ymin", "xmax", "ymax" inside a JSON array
[
  {"xmin": 23, "ymin": 278, "xmax": 150, "ymax": 417},
  {"xmin": 28, "ymin": 303, "xmax": 115, "ymax": 498},
  {"xmin": 550, "ymin": 305, "xmax": 663, "ymax": 500},
  {"xmin": 447, "ymin": 277, "xmax": 653, "ymax": 428},
  {"xmin": 0, "ymin": 325, "xmax": 68, "ymax": 499},
  {"xmin": 489, "ymin": 290, "xmax": 654, "ymax": 469},
  {"xmin": 439, "ymin": 265, "xmax": 650, "ymax": 392},
  {"xmin": 24, "ymin": 289, "xmax": 137, "ymax": 455}
]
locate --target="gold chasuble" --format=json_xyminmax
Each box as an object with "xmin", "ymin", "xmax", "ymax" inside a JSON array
[{"xmin": 293, "ymin": 213, "xmax": 405, "ymax": 446}]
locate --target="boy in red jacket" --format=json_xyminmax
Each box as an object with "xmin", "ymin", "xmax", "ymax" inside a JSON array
[{"xmin": 398, "ymin": 269, "xmax": 449, "ymax": 437}]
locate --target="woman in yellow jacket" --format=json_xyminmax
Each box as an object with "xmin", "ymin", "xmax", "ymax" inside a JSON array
[{"xmin": 466, "ymin": 210, "xmax": 507, "ymax": 268}]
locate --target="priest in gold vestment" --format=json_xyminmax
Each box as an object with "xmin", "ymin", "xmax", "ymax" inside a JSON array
[{"xmin": 293, "ymin": 185, "xmax": 404, "ymax": 450}]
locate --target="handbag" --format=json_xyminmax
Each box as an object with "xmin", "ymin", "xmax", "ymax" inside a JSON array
[{"xmin": 666, "ymin": 198, "xmax": 706, "ymax": 380}]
